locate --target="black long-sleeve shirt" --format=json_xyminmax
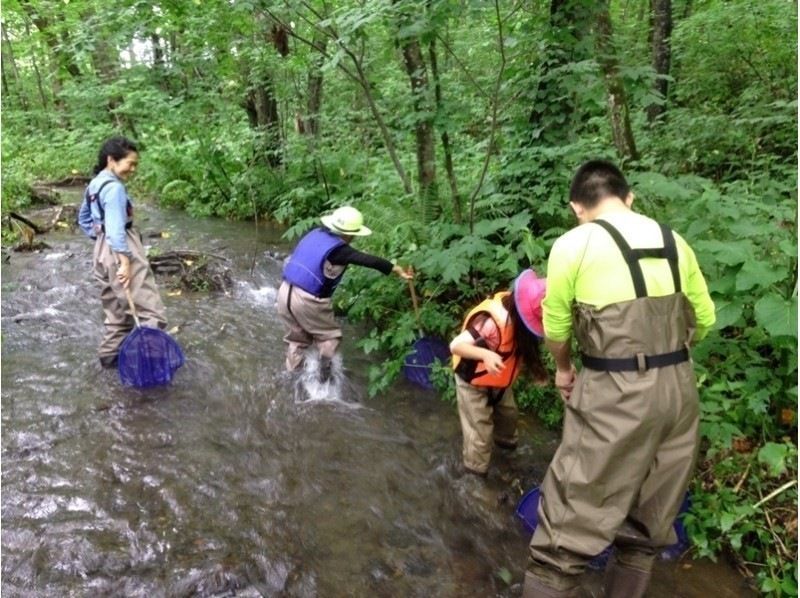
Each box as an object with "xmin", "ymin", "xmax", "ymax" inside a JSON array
[{"xmin": 327, "ymin": 244, "xmax": 393, "ymax": 275}]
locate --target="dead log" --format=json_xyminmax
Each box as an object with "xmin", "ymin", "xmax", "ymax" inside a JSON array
[
  {"xmin": 149, "ymin": 250, "xmax": 232, "ymax": 293},
  {"xmin": 29, "ymin": 185, "xmax": 61, "ymax": 205},
  {"xmin": 9, "ymin": 211, "xmax": 48, "ymax": 234},
  {"xmin": 44, "ymin": 174, "xmax": 92, "ymax": 186}
]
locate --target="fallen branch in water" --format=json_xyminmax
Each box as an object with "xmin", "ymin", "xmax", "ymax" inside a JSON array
[{"xmin": 149, "ymin": 250, "xmax": 233, "ymax": 293}]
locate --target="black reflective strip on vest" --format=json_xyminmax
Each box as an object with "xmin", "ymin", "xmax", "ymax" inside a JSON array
[{"xmin": 592, "ymin": 219, "xmax": 681, "ymax": 298}]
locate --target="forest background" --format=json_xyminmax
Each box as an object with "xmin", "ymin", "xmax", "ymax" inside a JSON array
[{"xmin": 1, "ymin": 0, "xmax": 797, "ymax": 594}]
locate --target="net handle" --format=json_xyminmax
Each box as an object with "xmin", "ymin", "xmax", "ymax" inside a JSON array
[
  {"xmin": 124, "ymin": 287, "xmax": 141, "ymax": 328},
  {"xmin": 407, "ymin": 278, "xmax": 425, "ymax": 337}
]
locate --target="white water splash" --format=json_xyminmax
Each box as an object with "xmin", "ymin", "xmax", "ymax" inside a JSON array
[
  {"xmin": 294, "ymin": 351, "xmax": 361, "ymax": 409},
  {"xmin": 237, "ymin": 282, "xmax": 277, "ymax": 307}
]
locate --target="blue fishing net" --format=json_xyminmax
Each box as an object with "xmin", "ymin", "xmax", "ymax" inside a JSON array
[
  {"xmin": 118, "ymin": 327, "xmax": 185, "ymax": 388},
  {"xmin": 402, "ymin": 336, "xmax": 451, "ymax": 389},
  {"xmin": 516, "ymin": 486, "xmax": 691, "ymax": 566}
]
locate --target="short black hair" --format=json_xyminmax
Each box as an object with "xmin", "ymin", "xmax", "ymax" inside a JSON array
[{"xmin": 569, "ymin": 159, "xmax": 630, "ymax": 208}]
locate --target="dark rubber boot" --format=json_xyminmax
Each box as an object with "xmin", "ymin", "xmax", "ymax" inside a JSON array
[
  {"xmin": 99, "ymin": 355, "xmax": 118, "ymax": 368},
  {"xmin": 319, "ymin": 357, "xmax": 332, "ymax": 383},
  {"xmin": 522, "ymin": 571, "xmax": 581, "ymax": 598},
  {"xmin": 603, "ymin": 562, "xmax": 651, "ymax": 598}
]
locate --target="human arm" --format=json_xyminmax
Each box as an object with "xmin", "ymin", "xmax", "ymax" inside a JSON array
[
  {"xmin": 328, "ymin": 245, "xmax": 413, "ymax": 279},
  {"xmin": 101, "ymin": 181, "xmax": 132, "ymax": 258},
  {"xmin": 450, "ymin": 316, "xmax": 505, "ymax": 375},
  {"xmin": 542, "ymin": 233, "xmax": 581, "ymax": 400},
  {"xmin": 677, "ymin": 237, "xmax": 716, "ymax": 341},
  {"xmin": 546, "ymin": 337, "xmax": 577, "ymax": 401}
]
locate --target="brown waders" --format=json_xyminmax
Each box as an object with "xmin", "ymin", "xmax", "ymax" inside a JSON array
[
  {"xmin": 276, "ymin": 281, "xmax": 342, "ymax": 372},
  {"xmin": 93, "ymin": 229, "xmax": 167, "ymax": 364},
  {"xmin": 525, "ymin": 221, "xmax": 700, "ymax": 597},
  {"xmin": 454, "ymin": 374, "xmax": 518, "ymax": 475}
]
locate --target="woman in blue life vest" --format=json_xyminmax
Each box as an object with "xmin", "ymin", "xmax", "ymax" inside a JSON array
[
  {"xmin": 450, "ymin": 269, "xmax": 548, "ymax": 476},
  {"xmin": 77, "ymin": 136, "xmax": 167, "ymax": 368},
  {"xmin": 276, "ymin": 206, "xmax": 413, "ymax": 380}
]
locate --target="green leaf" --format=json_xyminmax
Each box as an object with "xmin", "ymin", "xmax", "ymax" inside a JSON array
[
  {"xmin": 757, "ymin": 442, "xmax": 789, "ymax": 476},
  {"xmin": 496, "ymin": 567, "xmax": 513, "ymax": 585},
  {"xmin": 694, "ymin": 240, "xmax": 752, "ymax": 266},
  {"xmin": 713, "ymin": 300, "xmax": 743, "ymax": 329},
  {"xmin": 754, "ymin": 294, "xmax": 798, "ymax": 338},
  {"xmin": 735, "ymin": 261, "xmax": 787, "ymax": 292},
  {"xmin": 719, "ymin": 511, "xmax": 736, "ymax": 533}
]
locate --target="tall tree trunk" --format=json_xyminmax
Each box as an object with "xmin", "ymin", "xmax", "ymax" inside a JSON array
[
  {"xmin": 91, "ymin": 32, "xmax": 137, "ymax": 134},
  {"xmin": 528, "ymin": 0, "xmax": 594, "ymax": 137},
  {"xmin": 243, "ymin": 83, "xmax": 282, "ymax": 168},
  {"xmin": 19, "ymin": 0, "xmax": 81, "ymax": 112},
  {"xmin": 1, "ymin": 21, "xmax": 31, "ymax": 109},
  {"xmin": 647, "ymin": 0, "xmax": 672, "ymax": 123},
  {"xmin": 305, "ymin": 35, "xmax": 326, "ymax": 138},
  {"xmin": 242, "ymin": 21, "xmax": 287, "ymax": 168},
  {"xmin": 428, "ymin": 36, "xmax": 461, "ymax": 224},
  {"xmin": 400, "ymin": 35, "xmax": 438, "ymax": 222},
  {"xmin": 262, "ymin": 8, "xmax": 413, "ymax": 194},
  {"xmin": 595, "ymin": 2, "xmax": 639, "ymax": 161}
]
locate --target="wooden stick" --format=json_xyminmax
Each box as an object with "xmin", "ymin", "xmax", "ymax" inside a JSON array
[
  {"xmin": 407, "ymin": 279, "xmax": 421, "ymax": 320},
  {"xmin": 124, "ymin": 288, "xmax": 141, "ymax": 328}
]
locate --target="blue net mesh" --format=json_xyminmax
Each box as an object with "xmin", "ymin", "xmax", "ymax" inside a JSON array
[
  {"xmin": 402, "ymin": 336, "xmax": 451, "ymax": 389},
  {"xmin": 516, "ymin": 487, "xmax": 691, "ymax": 565},
  {"xmin": 118, "ymin": 327, "xmax": 185, "ymax": 388}
]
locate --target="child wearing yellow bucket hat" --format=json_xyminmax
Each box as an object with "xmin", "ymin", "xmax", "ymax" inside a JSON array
[
  {"xmin": 449, "ymin": 269, "xmax": 548, "ymax": 476},
  {"xmin": 276, "ymin": 206, "xmax": 413, "ymax": 381}
]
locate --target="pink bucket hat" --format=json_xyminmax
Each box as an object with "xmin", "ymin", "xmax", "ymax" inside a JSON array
[{"xmin": 513, "ymin": 269, "xmax": 546, "ymax": 337}]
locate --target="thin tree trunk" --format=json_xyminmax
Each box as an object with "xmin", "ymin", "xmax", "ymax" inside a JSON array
[
  {"xmin": 20, "ymin": 1, "xmax": 81, "ymax": 111},
  {"xmin": 428, "ymin": 36, "xmax": 462, "ymax": 224},
  {"xmin": 306, "ymin": 35, "xmax": 326, "ymax": 137},
  {"xmin": 528, "ymin": 0, "xmax": 593, "ymax": 135},
  {"xmin": 262, "ymin": 7, "xmax": 413, "ymax": 194},
  {"xmin": 400, "ymin": 35, "xmax": 438, "ymax": 222},
  {"xmin": 1, "ymin": 21, "xmax": 30, "ymax": 109},
  {"xmin": 647, "ymin": 0, "xmax": 672, "ymax": 123},
  {"xmin": 595, "ymin": 2, "xmax": 639, "ymax": 161}
]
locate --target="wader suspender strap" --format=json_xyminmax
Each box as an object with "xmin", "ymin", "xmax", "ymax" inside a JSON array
[
  {"xmin": 592, "ymin": 219, "xmax": 681, "ymax": 297},
  {"xmin": 89, "ymin": 180, "xmax": 133, "ymax": 232},
  {"xmin": 580, "ymin": 219, "xmax": 688, "ymax": 373},
  {"xmin": 88, "ymin": 180, "xmax": 115, "ymax": 222},
  {"xmin": 286, "ymin": 284, "xmax": 295, "ymax": 317}
]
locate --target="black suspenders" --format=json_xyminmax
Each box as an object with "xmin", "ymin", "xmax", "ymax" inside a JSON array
[
  {"xmin": 580, "ymin": 219, "xmax": 689, "ymax": 373},
  {"xmin": 592, "ymin": 219, "xmax": 681, "ymax": 297}
]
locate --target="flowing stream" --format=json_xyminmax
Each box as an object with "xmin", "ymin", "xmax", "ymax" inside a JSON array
[{"xmin": 1, "ymin": 194, "xmax": 755, "ymax": 597}]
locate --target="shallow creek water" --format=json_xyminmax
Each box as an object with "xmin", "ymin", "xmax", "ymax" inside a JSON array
[{"xmin": 1, "ymin": 197, "xmax": 755, "ymax": 597}]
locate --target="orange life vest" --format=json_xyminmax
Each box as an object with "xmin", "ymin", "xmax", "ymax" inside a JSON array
[{"xmin": 452, "ymin": 292, "xmax": 520, "ymax": 388}]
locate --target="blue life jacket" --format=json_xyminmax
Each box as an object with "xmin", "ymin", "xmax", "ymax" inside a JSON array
[{"xmin": 282, "ymin": 228, "xmax": 347, "ymax": 297}]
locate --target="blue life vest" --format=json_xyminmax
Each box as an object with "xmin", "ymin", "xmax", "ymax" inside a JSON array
[{"xmin": 282, "ymin": 228, "xmax": 347, "ymax": 297}]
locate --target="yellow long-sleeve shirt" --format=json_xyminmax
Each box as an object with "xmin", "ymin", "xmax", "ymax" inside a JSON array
[{"xmin": 542, "ymin": 210, "xmax": 716, "ymax": 342}]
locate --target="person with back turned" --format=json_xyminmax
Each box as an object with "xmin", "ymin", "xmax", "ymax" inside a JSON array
[
  {"xmin": 522, "ymin": 160, "xmax": 715, "ymax": 597},
  {"xmin": 276, "ymin": 206, "xmax": 413, "ymax": 381}
]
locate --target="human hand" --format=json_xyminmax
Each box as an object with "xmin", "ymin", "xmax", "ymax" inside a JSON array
[
  {"xmin": 116, "ymin": 255, "xmax": 131, "ymax": 289},
  {"xmin": 482, "ymin": 351, "xmax": 505, "ymax": 375},
  {"xmin": 554, "ymin": 365, "xmax": 576, "ymax": 402},
  {"xmin": 393, "ymin": 265, "xmax": 414, "ymax": 280}
]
